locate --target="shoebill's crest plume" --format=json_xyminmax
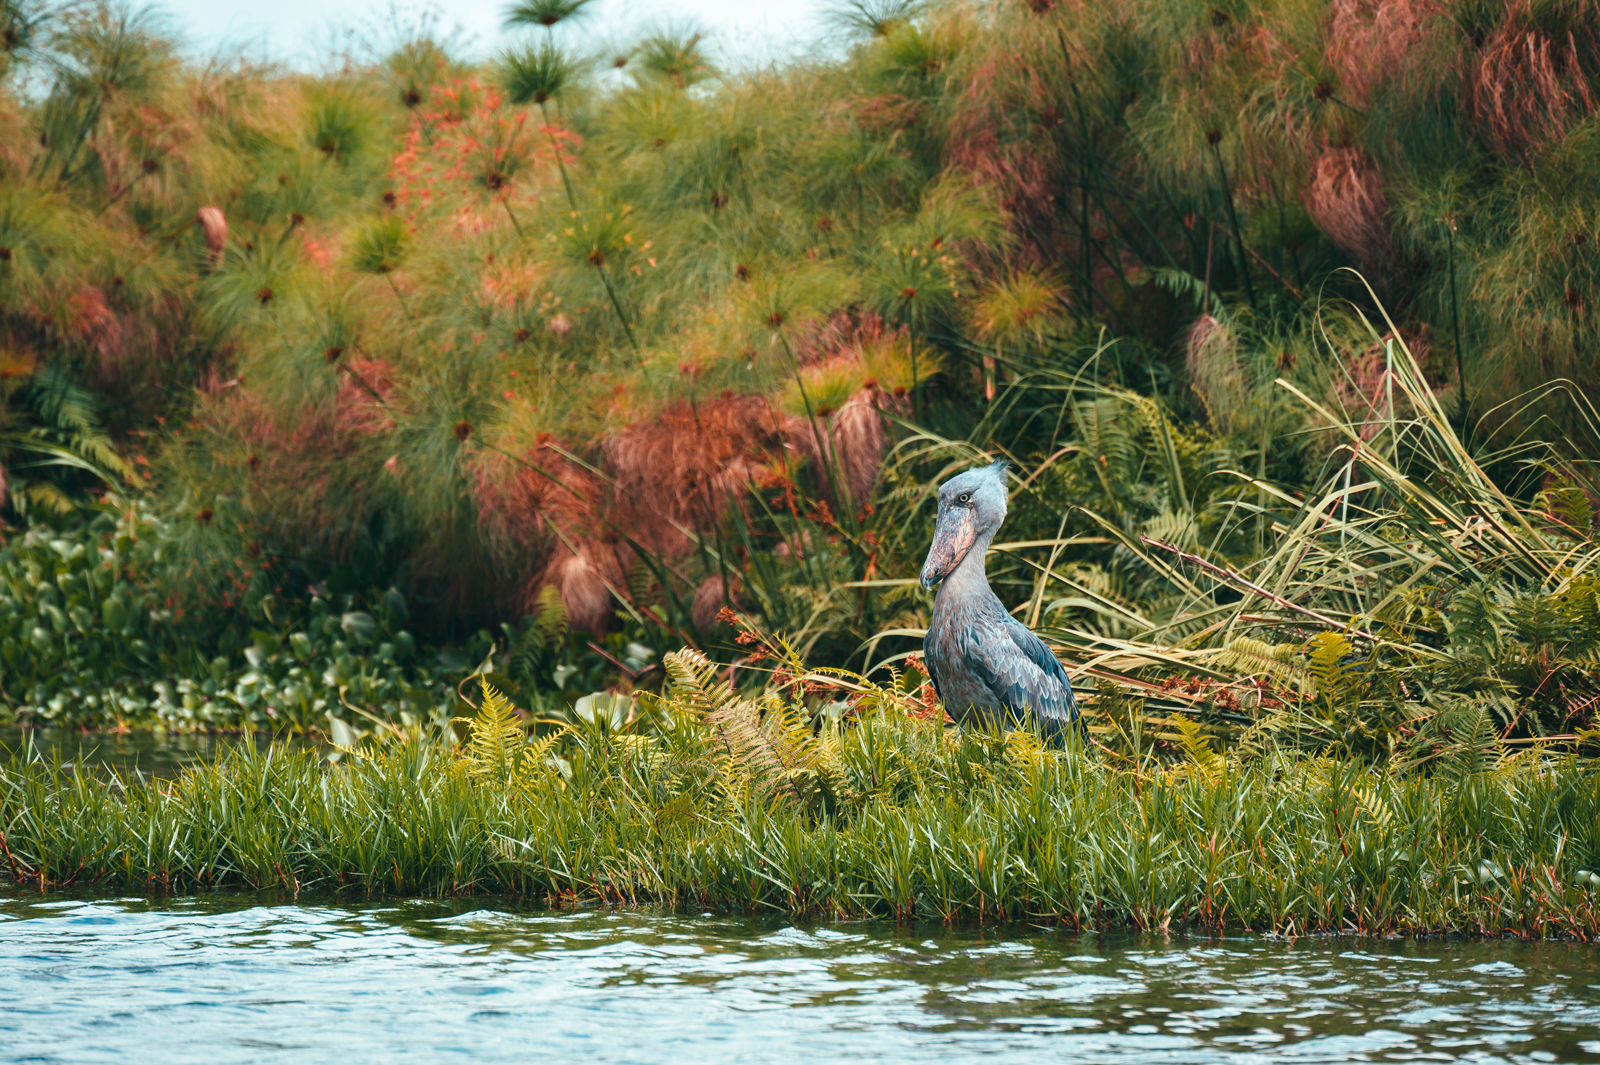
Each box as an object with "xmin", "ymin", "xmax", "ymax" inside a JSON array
[{"xmin": 920, "ymin": 459, "xmax": 1079, "ymax": 741}]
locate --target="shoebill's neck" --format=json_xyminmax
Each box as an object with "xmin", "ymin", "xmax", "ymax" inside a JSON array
[{"xmin": 935, "ymin": 528, "xmax": 998, "ymax": 609}]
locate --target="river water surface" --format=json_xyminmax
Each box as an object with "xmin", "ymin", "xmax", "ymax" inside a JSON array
[{"xmin": 2, "ymin": 889, "xmax": 1598, "ymax": 1064}]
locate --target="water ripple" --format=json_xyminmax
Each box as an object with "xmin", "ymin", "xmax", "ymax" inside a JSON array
[{"xmin": 2, "ymin": 890, "xmax": 1598, "ymax": 1064}]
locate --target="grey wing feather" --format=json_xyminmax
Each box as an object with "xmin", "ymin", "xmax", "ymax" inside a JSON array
[
  {"xmin": 968, "ymin": 616, "xmax": 1079, "ymax": 732},
  {"xmin": 1001, "ymin": 615, "xmax": 1076, "ymax": 706}
]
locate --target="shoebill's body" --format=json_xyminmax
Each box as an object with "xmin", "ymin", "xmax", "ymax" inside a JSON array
[{"xmin": 919, "ymin": 459, "xmax": 1079, "ymax": 742}]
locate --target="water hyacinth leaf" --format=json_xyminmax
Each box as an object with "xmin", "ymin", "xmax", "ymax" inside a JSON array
[
  {"xmin": 476, "ymin": 672, "xmax": 520, "ymax": 701},
  {"xmin": 325, "ymin": 714, "xmax": 363, "ymax": 750},
  {"xmin": 572, "ymin": 690, "xmax": 631, "ymax": 729},
  {"xmin": 340, "ymin": 612, "xmax": 378, "ymax": 643},
  {"xmin": 382, "ymin": 587, "xmax": 408, "ymax": 626}
]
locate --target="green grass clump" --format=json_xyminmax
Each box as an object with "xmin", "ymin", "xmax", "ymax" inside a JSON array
[{"xmin": 4, "ymin": 676, "xmax": 1600, "ymax": 938}]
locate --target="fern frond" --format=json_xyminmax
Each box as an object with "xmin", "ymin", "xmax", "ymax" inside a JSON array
[
  {"xmin": 1449, "ymin": 585, "xmax": 1505, "ymax": 652},
  {"xmin": 506, "ymin": 588, "xmax": 571, "ymax": 684},
  {"xmin": 885, "ymin": 664, "xmax": 904, "ymax": 693},
  {"xmin": 23, "ymin": 365, "xmax": 133, "ymax": 480},
  {"xmin": 1211, "ymin": 637, "xmax": 1310, "ymax": 692},
  {"xmin": 1508, "ymin": 592, "xmax": 1565, "ymax": 652},
  {"xmin": 532, "ymin": 585, "xmax": 569, "ymax": 650},
  {"xmin": 1352, "ymin": 783, "xmax": 1393, "ymax": 829},
  {"xmin": 22, "ymin": 481, "xmax": 74, "ymax": 514},
  {"xmin": 513, "ymin": 730, "xmax": 566, "ymax": 794},
  {"xmin": 662, "ymin": 647, "xmax": 741, "ymax": 720},
  {"xmin": 467, "ymin": 679, "xmax": 524, "ymax": 781},
  {"xmin": 1409, "ymin": 694, "xmax": 1504, "ymax": 780},
  {"xmin": 663, "ymin": 649, "xmax": 824, "ymax": 805},
  {"xmin": 626, "ymin": 559, "xmax": 656, "ymax": 604},
  {"xmin": 812, "ymin": 717, "xmax": 847, "ymax": 811},
  {"xmin": 1233, "ymin": 718, "xmax": 1276, "ymax": 762},
  {"xmin": 1305, "ymin": 632, "xmax": 1366, "ymax": 702},
  {"xmin": 1167, "ymin": 713, "xmax": 1226, "ymax": 782}
]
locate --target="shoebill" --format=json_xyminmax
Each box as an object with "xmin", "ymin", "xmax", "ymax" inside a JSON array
[{"xmin": 919, "ymin": 459, "xmax": 1079, "ymax": 742}]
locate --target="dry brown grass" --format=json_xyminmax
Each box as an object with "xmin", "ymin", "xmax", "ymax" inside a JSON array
[
  {"xmin": 166, "ymin": 377, "xmax": 397, "ymax": 611},
  {"xmin": 946, "ymin": 56, "xmax": 1056, "ymax": 245},
  {"xmin": 470, "ymin": 393, "xmax": 815, "ymax": 631},
  {"xmin": 691, "ymin": 571, "xmax": 740, "ymax": 628},
  {"xmin": 604, "ymin": 392, "xmax": 804, "ymax": 553},
  {"xmin": 1185, "ymin": 313, "xmax": 1246, "ymax": 428},
  {"xmin": 785, "ymin": 313, "xmax": 912, "ymax": 506},
  {"xmin": 328, "ymin": 358, "xmax": 397, "ymax": 435},
  {"xmin": 197, "ymin": 206, "xmax": 226, "ymax": 271},
  {"xmin": 1302, "ymin": 145, "xmax": 1396, "ymax": 281},
  {"xmin": 1465, "ymin": 1, "xmax": 1598, "ymax": 160},
  {"xmin": 470, "ymin": 441, "xmax": 613, "ymax": 630},
  {"xmin": 67, "ymin": 286, "xmax": 125, "ymax": 365},
  {"xmin": 1326, "ymin": 0, "xmax": 1444, "ymax": 108}
]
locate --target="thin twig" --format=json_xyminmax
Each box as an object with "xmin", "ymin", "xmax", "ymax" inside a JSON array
[
  {"xmin": 475, "ymin": 437, "xmax": 590, "ymax": 504},
  {"xmin": 1211, "ymin": 222, "xmax": 1303, "ymax": 300},
  {"xmin": 587, "ymin": 640, "xmax": 640, "ymax": 681},
  {"xmin": 336, "ymin": 361, "xmax": 389, "ymax": 407},
  {"xmin": 0, "ymin": 818, "xmax": 23, "ymax": 884}
]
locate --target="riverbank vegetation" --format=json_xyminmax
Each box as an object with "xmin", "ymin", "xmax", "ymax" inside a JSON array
[
  {"xmin": 4, "ymin": 667, "xmax": 1600, "ymax": 936},
  {"xmin": 3, "ymin": 0, "xmax": 1600, "ymax": 774}
]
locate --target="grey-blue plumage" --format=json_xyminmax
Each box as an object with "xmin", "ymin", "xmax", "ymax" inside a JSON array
[{"xmin": 919, "ymin": 459, "xmax": 1079, "ymax": 741}]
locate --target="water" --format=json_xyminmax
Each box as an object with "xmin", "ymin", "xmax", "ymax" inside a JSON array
[
  {"xmin": 0, "ymin": 728, "xmax": 318, "ymax": 781},
  {"xmin": 2, "ymin": 890, "xmax": 1598, "ymax": 1063}
]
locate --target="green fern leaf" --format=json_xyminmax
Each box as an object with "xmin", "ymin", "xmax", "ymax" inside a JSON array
[
  {"xmin": 1305, "ymin": 632, "xmax": 1364, "ymax": 702},
  {"xmin": 467, "ymin": 679, "xmax": 524, "ymax": 780},
  {"xmin": 663, "ymin": 649, "xmax": 825, "ymax": 806},
  {"xmin": 1167, "ymin": 713, "xmax": 1225, "ymax": 782},
  {"xmin": 532, "ymin": 585, "xmax": 569, "ymax": 651},
  {"xmin": 1449, "ymin": 585, "xmax": 1504, "ymax": 652},
  {"xmin": 1213, "ymin": 637, "xmax": 1310, "ymax": 692}
]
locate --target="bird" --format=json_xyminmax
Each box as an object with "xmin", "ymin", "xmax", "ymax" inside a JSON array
[{"xmin": 919, "ymin": 458, "xmax": 1079, "ymax": 743}]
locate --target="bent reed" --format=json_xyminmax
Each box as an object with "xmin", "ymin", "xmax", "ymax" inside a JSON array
[{"xmin": 4, "ymin": 673, "xmax": 1600, "ymax": 938}]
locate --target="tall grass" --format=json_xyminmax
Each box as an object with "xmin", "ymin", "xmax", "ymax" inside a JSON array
[{"xmin": 4, "ymin": 687, "xmax": 1599, "ymax": 936}]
